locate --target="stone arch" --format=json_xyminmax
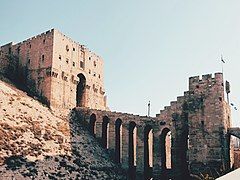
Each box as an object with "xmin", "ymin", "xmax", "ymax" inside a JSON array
[
  {"xmin": 102, "ymin": 116, "xmax": 110, "ymax": 149},
  {"xmin": 178, "ymin": 109, "xmax": 190, "ymax": 178},
  {"xmin": 89, "ymin": 114, "xmax": 96, "ymax": 137},
  {"xmin": 76, "ymin": 73, "xmax": 86, "ymax": 107},
  {"xmin": 160, "ymin": 127, "xmax": 172, "ymax": 172},
  {"xmin": 115, "ymin": 118, "xmax": 122, "ymax": 163},
  {"xmin": 128, "ymin": 121, "xmax": 137, "ymax": 179},
  {"xmin": 144, "ymin": 125, "xmax": 153, "ymax": 179}
]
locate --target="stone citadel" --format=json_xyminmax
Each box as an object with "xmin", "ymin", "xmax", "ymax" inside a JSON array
[
  {"xmin": 0, "ymin": 29, "xmax": 107, "ymax": 110},
  {"xmin": 0, "ymin": 29, "xmax": 240, "ymax": 179}
]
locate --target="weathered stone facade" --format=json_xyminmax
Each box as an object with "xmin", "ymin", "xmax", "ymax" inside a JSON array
[
  {"xmin": 74, "ymin": 73, "xmax": 235, "ymax": 179},
  {"xmin": 1, "ymin": 30, "xmax": 239, "ymax": 179},
  {"xmin": 234, "ymin": 149, "xmax": 240, "ymax": 169},
  {"xmin": 0, "ymin": 29, "xmax": 107, "ymax": 110}
]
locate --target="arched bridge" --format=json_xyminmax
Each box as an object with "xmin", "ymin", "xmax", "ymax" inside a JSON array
[
  {"xmin": 73, "ymin": 73, "xmax": 235, "ymax": 179},
  {"xmin": 74, "ymin": 107, "xmax": 182, "ymax": 179}
]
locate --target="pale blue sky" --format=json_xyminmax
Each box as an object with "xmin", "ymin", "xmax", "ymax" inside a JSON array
[{"xmin": 0, "ymin": 0, "xmax": 240, "ymax": 126}]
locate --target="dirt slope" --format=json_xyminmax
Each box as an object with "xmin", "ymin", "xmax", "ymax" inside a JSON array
[{"xmin": 0, "ymin": 77, "xmax": 125, "ymax": 179}]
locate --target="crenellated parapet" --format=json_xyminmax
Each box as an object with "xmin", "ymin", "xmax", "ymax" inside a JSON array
[{"xmin": 189, "ymin": 72, "xmax": 224, "ymax": 94}]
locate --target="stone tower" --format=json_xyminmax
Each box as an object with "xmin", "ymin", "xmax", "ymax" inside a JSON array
[
  {"xmin": 155, "ymin": 72, "xmax": 233, "ymax": 178},
  {"xmin": 0, "ymin": 29, "xmax": 107, "ymax": 110},
  {"xmin": 187, "ymin": 73, "xmax": 233, "ymax": 176}
]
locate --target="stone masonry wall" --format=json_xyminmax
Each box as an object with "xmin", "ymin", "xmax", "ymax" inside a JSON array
[
  {"xmin": 234, "ymin": 149, "xmax": 240, "ymax": 168},
  {"xmin": 75, "ymin": 73, "xmax": 233, "ymax": 179},
  {"xmin": 0, "ymin": 29, "xmax": 107, "ymax": 110},
  {"xmin": 50, "ymin": 30, "xmax": 106, "ymax": 110},
  {"xmin": 0, "ymin": 30, "xmax": 54, "ymax": 105}
]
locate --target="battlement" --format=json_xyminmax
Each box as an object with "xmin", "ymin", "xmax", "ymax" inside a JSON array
[
  {"xmin": 189, "ymin": 72, "xmax": 223, "ymax": 91},
  {"xmin": 54, "ymin": 29, "xmax": 85, "ymax": 49},
  {"xmin": 158, "ymin": 72, "xmax": 225, "ymax": 118},
  {"xmin": 189, "ymin": 72, "xmax": 223, "ymax": 85},
  {"xmin": 15, "ymin": 29, "xmax": 54, "ymax": 46}
]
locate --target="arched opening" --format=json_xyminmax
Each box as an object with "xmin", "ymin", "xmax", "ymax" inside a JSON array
[
  {"xmin": 115, "ymin": 118, "xmax": 122, "ymax": 163},
  {"xmin": 178, "ymin": 108, "xmax": 190, "ymax": 178},
  {"xmin": 160, "ymin": 128, "xmax": 172, "ymax": 174},
  {"xmin": 129, "ymin": 121, "xmax": 137, "ymax": 179},
  {"xmin": 102, "ymin": 116, "xmax": 110, "ymax": 149},
  {"xmin": 76, "ymin": 73, "xmax": 86, "ymax": 107},
  {"xmin": 232, "ymin": 136, "xmax": 240, "ymax": 169},
  {"xmin": 144, "ymin": 125, "xmax": 153, "ymax": 180},
  {"xmin": 89, "ymin": 114, "xmax": 96, "ymax": 137}
]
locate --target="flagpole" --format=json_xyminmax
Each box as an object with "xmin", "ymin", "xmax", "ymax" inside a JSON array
[
  {"xmin": 221, "ymin": 54, "xmax": 224, "ymax": 75},
  {"xmin": 148, "ymin": 101, "xmax": 150, "ymax": 117}
]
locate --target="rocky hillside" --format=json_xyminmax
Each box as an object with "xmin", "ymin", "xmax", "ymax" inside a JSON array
[{"xmin": 0, "ymin": 77, "xmax": 125, "ymax": 179}]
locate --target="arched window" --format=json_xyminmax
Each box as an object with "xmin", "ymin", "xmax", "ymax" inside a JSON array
[
  {"xmin": 160, "ymin": 128, "xmax": 172, "ymax": 171},
  {"xmin": 76, "ymin": 73, "xmax": 86, "ymax": 107},
  {"xmin": 89, "ymin": 114, "xmax": 96, "ymax": 137},
  {"xmin": 144, "ymin": 125, "xmax": 153, "ymax": 179},
  {"xmin": 129, "ymin": 121, "xmax": 137, "ymax": 179},
  {"xmin": 115, "ymin": 118, "xmax": 122, "ymax": 163},
  {"xmin": 102, "ymin": 116, "xmax": 110, "ymax": 149}
]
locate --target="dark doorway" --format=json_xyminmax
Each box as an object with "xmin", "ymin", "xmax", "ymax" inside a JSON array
[
  {"xmin": 129, "ymin": 121, "xmax": 137, "ymax": 179},
  {"xmin": 144, "ymin": 125, "xmax": 153, "ymax": 180},
  {"xmin": 102, "ymin": 116, "xmax": 110, "ymax": 149},
  {"xmin": 115, "ymin": 118, "xmax": 122, "ymax": 163},
  {"xmin": 89, "ymin": 114, "xmax": 96, "ymax": 137},
  {"xmin": 76, "ymin": 73, "xmax": 86, "ymax": 107}
]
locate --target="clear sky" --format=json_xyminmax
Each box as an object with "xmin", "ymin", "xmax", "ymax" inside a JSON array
[{"xmin": 0, "ymin": 0, "xmax": 240, "ymax": 126}]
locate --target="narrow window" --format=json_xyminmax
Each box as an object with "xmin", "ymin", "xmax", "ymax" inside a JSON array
[
  {"xmin": 81, "ymin": 51, "xmax": 84, "ymax": 57},
  {"xmin": 89, "ymin": 69, "xmax": 91, "ymax": 74},
  {"xmin": 66, "ymin": 58, "xmax": 69, "ymax": 64},
  {"xmin": 42, "ymin": 55, "xmax": 45, "ymax": 62},
  {"xmin": 43, "ymin": 39, "xmax": 46, "ymax": 44},
  {"xmin": 73, "ymin": 62, "xmax": 75, "ymax": 67},
  {"xmin": 8, "ymin": 47, "xmax": 11, "ymax": 54},
  {"xmin": 17, "ymin": 47, "xmax": 20, "ymax": 54},
  {"xmin": 59, "ymin": 55, "xmax": 61, "ymax": 60},
  {"xmin": 28, "ymin": 59, "xmax": 30, "ymax": 64},
  {"xmin": 99, "ymin": 74, "xmax": 101, "ymax": 79},
  {"xmin": 66, "ymin": 45, "xmax": 69, "ymax": 52},
  {"xmin": 89, "ymin": 57, "xmax": 91, "ymax": 60},
  {"xmin": 80, "ymin": 61, "xmax": 84, "ymax": 68},
  {"xmin": 73, "ymin": 47, "xmax": 75, "ymax": 51}
]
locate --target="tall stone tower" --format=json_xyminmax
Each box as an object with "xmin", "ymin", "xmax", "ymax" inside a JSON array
[
  {"xmin": 187, "ymin": 73, "xmax": 233, "ymax": 176},
  {"xmin": 0, "ymin": 29, "xmax": 107, "ymax": 110},
  {"xmin": 156, "ymin": 73, "xmax": 233, "ymax": 178}
]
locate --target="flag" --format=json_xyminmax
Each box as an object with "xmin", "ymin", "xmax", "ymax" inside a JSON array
[
  {"xmin": 148, "ymin": 101, "xmax": 150, "ymax": 107},
  {"xmin": 221, "ymin": 55, "xmax": 225, "ymax": 63}
]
